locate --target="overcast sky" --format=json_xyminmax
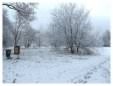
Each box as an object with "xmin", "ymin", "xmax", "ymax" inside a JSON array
[
  {"xmin": 6, "ymin": 0, "xmax": 111, "ymax": 32},
  {"xmin": 31, "ymin": 0, "xmax": 111, "ymax": 31}
]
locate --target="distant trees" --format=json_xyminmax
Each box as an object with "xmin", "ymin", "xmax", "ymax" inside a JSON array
[
  {"xmin": 35, "ymin": 31, "xmax": 42, "ymax": 47},
  {"xmin": 3, "ymin": 9, "xmax": 13, "ymax": 48},
  {"xmin": 3, "ymin": 2, "xmax": 109, "ymax": 52},
  {"xmin": 49, "ymin": 23, "xmax": 64, "ymax": 48},
  {"xmin": 22, "ymin": 23, "xmax": 43, "ymax": 48},
  {"xmin": 22, "ymin": 23, "xmax": 37, "ymax": 48},
  {"xmin": 50, "ymin": 3, "xmax": 93, "ymax": 54},
  {"xmin": 103, "ymin": 30, "xmax": 110, "ymax": 47}
]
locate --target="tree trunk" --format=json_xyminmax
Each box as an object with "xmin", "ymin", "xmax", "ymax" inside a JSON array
[
  {"xmin": 38, "ymin": 38, "xmax": 41, "ymax": 47},
  {"xmin": 77, "ymin": 47, "xmax": 79, "ymax": 54},
  {"xmin": 70, "ymin": 46, "xmax": 74, "ymax": 54}
]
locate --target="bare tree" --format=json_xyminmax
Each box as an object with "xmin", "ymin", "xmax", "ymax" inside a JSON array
[
  {"xmin": 3, "ymin": 3, "xmax": 37, "ymax": 20},
  {"xmin": 103, "ymin": 30, "xmax": 110, "ymax": 47},
  {"xmin": 13, "ymin": 13, "xmax": 25, "ymax": 47},
  {"xmin": 5, "ymin": 2, "xmax": 37, "ymax": 47},
  {"xmin": 51, "ymin": 3, "xmax": 92, "ymax": 54},
  {"xmin": 3, "ymin": 9, "xmax": 13, "ymax": 48}
]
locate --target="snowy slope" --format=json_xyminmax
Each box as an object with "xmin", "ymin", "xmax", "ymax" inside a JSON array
[{"xmin": 3, "ymin": 47, "xmax": 110, "ymax": 83}]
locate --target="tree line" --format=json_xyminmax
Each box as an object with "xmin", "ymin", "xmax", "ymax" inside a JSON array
[{"xmin": 3, "ymin": 2, "xmax": 110, "ymax": 54}]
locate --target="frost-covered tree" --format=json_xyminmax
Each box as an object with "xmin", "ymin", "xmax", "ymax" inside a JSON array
[
  {"xmin": 3, "ymin": 2, "xmax": 37, "ymax": 47},
  {"xmin": 3, "ymin": 9, "xmax": 13, "ymax": 48},
  {"xmin": 3, "ymin": 3, "xmax": 37, "ymax": 20},
  {"xmin": 13, "ymin": 3, "xmax": 36, "ymax": 47},
  {"xmin": 51, "ymin": 3, "xmax": 92, "ymax": 54}
]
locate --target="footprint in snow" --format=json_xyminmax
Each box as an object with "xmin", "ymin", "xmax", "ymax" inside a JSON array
[
  {"xmin": 73, "ymin": 79, "xmax": 87, "ymax": 84},
  {"xmin": 84, "ymin": 75, "xmax": 91, "ymax": 79}
]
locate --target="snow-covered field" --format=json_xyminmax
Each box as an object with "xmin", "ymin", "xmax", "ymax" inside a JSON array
[{"xmin": 3, "ymin": 47, "xmax": 110, "ymax": 83}]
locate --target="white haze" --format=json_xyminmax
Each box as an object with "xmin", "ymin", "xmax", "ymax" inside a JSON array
[{"xmin": 6, "ymin": 0, "xmax": 111, "ymax": 32}]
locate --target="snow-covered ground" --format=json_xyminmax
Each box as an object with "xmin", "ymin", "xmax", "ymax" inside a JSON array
[{"xmin": 3, "ymin": 47, "xmax": 110, "ymax": 83}]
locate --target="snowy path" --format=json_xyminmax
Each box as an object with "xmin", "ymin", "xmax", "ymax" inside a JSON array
[{"xmin": 3, "ymin": 47, "xmax": 110, "ymax": 83}]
